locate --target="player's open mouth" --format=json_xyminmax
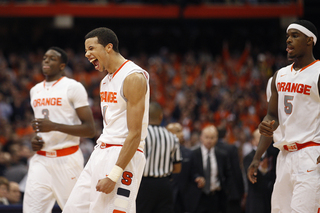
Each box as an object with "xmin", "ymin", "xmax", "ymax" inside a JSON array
[
  {"xmin": 90, "ymin": 58, "xmax": 100, "ymax": 70},
  {"xmin": 42, "ymin": 65, "xmax": 50, "ymax": 71},
  {"xmin": 286, "ymin": 46, "xmax": 294, "ymax": 54}
]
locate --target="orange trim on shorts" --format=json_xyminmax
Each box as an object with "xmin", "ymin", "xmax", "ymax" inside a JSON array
[
  {"xmin": 99, "ymin": 142, "xmax": 143, "ymax": 153},
  {"xmin": 283, "ymin": 141, "xmax": 320, "ymax": 152},
  {"xmin": 37, "ymin": 145, "xmax": 79, "ymax": 157},
  {"xmin": 113, "ymin": 210, "xmax": 126, "ymax": 213}
]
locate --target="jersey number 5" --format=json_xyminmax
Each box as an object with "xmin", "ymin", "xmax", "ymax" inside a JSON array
[{"xmin": 284, "ymin": 95, "xmax": 293, "ymax": 114}]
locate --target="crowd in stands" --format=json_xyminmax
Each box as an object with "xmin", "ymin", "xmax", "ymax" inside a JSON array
[{"xmin": 0, "ymin": 39, "xmax": 288, "ymax": 209}]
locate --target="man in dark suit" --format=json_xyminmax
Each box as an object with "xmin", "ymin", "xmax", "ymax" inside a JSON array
[
  {"xmin": 243, "ymin": 129, "xmax": 278, "ymax": 213},
  {"xmin": 216, "ymin": 127, "xmax": 245, "ymax": 213},
  {"xmin": 188, "ymin": 125, "xmax": 231, "ymax": 213},
  {"xmin": 167, "ymin": 122, "xmax": 193, "ymax": 213}
]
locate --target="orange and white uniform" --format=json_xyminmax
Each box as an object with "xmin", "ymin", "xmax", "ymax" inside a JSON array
[
  {"xmin": 266, "ymin": 76, "xmax": 282, "ymax": 143},
  {"xmin": 270, "ymin": 60, "xmax": 320, "ymax": 213},
  {"xmin": 24, "ymin": 77, "xmax": 89, "ymax": 213},
  {"xmin": 63, "ymin": 60, "xmax": 149, "ymax": 213}
]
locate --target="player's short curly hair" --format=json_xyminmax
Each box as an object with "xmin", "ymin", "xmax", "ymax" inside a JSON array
[
  {"xmin": 85, "ymin": 27, "xmax": 119, "ymax": 53},
  {"xmin": 48, "ymin": 46, "xmax": 68, "ymax": 64}
]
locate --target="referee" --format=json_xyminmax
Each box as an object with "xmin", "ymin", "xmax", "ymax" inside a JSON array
[{"xmin": 136, "ymin": 102, "xmax": 182, "ymax": 213}]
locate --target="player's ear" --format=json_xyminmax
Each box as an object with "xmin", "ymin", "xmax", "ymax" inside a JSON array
[
  {"xmin": 307, "ymin": 37, "xmax": 314, "ymax": 46},
  {"xmin": 105, "ymin": 43, "xmax": 113, "ymax": 53},
  {"xmin": 60, "ymin": 63, "xmax": 66, "ymax": 71}
]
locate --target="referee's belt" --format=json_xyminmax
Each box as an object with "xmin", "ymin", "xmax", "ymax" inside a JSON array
[
  {"xmin": 283, "ymin": 141, "xmax": 320, "ymax": 152},
  {"xmin": 99, "ymin": 142, "xmax": 143, "ymax": 153},
  {"xmin": 37, "ymin": 145, "xmax": 79, "ymax": 157}
]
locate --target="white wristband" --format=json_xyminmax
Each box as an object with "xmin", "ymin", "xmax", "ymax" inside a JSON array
[{"xmin": 107, "ymin": 165, "xmax": 124, "ymax": 182}]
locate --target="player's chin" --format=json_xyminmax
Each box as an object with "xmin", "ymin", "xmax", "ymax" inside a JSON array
[{"xmin": 287, "ymin": 53, "xmax": 295, "ymax": 61}]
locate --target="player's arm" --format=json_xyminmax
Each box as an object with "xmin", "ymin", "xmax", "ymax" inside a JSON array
[
  {"xmin": 32, "ymin": 106, "xmax": 95, "ymax": 138},
  {"xmin": 116, "ymin": 72, "xmax": 147, "ymax": 169},
  {"xmin": 247, "ymin": 71, "xmax": 279, "ymax": 183},
  {"xmin": 96, "ymin": 72, "xmax": 147, "ymax": 194},
  {"xmin": 31, "ymin": 82, "xmax": 96, "ymax": 138}
]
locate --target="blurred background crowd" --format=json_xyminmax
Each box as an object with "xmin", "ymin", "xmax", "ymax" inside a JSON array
[{"xmin": 0, "ymin": 0, "xmax": 318, "ymax": 211}]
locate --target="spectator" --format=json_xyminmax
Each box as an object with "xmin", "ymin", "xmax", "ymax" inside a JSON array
[
  {"xmin": 6, "ymin": 181, "xmax": 21, "ymax": 205},
  {"xmin": 188, "ymin": 125, "xmax": 231, "ymax": 213},
  {"xmin": 216, "ymin": 126, "xmax": 245, "ymax": 213},
  {"xmin": 0, "ymin": 176, "xmax": 9, "ymax": 205},
  {"xmin": 167, "ymin": 122, "xmax": 193, "ymax": 213}
]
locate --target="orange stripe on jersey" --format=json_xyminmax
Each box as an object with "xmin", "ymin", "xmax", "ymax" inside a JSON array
[
  {"xmin": 43, "ymin": 76, "xmax": 65, "ymax": 88},
  {"xmin": 112, "ymin": 60, "xmax": 130, "ymax": 79},
  {"xmin": 142, "ymin": 71, "xmax": 149, "ymax": 80},
  {"xmin": 291, "ymin": 60, "xmax": 320, "ymax": 73},
  {"xmin": 113, "ymin": 210, "xmax": 126, "ymax": 213}
]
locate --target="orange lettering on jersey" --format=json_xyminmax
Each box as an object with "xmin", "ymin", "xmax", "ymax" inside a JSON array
[
  {"xmin": 33, "ymin": 97, "xmax": 62, "ymax": 107},
  {"xmin": 121, "ymin": 171, "xmax": 133, "ymax": 186},
  {"xmin": 277, "ymin": 82, "xmax": 311, "ymax": 95},
  {"xmin": 284, "ymin": 82, "xmax": 291, "ymax": 92},
  {"xmin": 303, "ymin": 85, "xmax": 311, "ymax": 95},
  {"xmin": 290, "ymin": 83, "xmax": 298, "ymax": 93},
  {"xmin": 100, "ymin": 91, "xmax": 117, "ymax": 103},
  {"xmin": 297, "ymin": 84, "xmax": 304, "ymax": 93}
]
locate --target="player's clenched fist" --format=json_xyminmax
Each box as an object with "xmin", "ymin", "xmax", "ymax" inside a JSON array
[
  {"xmin": 31, "ymin": 135, "xmax": 44, "ymax": 151},
  {"xmin": 96, "ymin": 177, "xmax": 116, "ymax": 194},
  {"xmin": 258, "ymin": 120, "xmax": 275, "ymax": 137}
]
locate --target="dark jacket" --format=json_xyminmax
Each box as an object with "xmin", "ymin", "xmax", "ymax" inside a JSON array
[{"xmin": 187, "ymin": 146, "xmax": 232, "ymax": 213}]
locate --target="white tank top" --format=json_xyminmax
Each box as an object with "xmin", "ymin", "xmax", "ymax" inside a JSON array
[
  {"xmin": 274, "ymin": 60, "xmax": 320, "ymax": 148},
  {"xmin": 266, "ymin": 77, "xmax": 282, "ymax": 143},
  {"xmin": 30, "ymin": 76, "xmax": 90, "ymax": 151},
  {"xmin": 97, "ymin": 60, "xmax": 150, "ymax": 149}
]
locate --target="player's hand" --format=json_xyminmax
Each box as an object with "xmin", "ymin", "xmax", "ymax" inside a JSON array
[
  {"xmin": 32, "ymin": 118, "xmax": 56, "ymax": 133},
  {"xmin": 247, "ymin": 159, "xmax": 259, "ymax": 184},
  {"xmin": 31, "ymin": 135, "xmax": 44, "ymax": 151},
  {"xmin": 96, "ymin": 177, "xmax": 116, "ymax": 194},
  {"xmin": 258, "ymin": 120, "xmax": 275, "ymax": 137},
  {"xmin": 317, "ymin": 155, "xmax": 320, "ymax": 164},
  {"xmin": 195, "ymin": 176, "xmax": 205, "ymax": 188}
]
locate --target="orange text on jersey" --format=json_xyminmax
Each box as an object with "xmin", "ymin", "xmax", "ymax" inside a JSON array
[
  {"xmin": 100, "ymin": 91, "xmax": 118, "ymax": 103},
  {"xmin": 277, "ymin": 82, "xmax": 311, "ymax": 95},
  {"xmin": 33, "ymin": 97, "xmax": 62, "ymax": 107}
]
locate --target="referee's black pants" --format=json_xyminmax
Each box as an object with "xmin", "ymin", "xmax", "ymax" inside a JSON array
[{"xmin": 136, "ymin": 176, "xmax": 174, "ymax": 213}]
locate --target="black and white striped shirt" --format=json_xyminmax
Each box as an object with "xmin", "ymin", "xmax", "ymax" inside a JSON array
[{"xmin": 143, "ymin": 125, "xmax": 182, "ymax": 178}]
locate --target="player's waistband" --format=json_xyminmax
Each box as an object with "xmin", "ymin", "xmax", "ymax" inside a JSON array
[
  {"xmin": 283, "ymin": 141, "xmax": 320, "ymax": 152},
  {"xmin": 98, "ymin": 142, "xmax": 143, "ymax": 153},
  {"xmin": 36, "ymin": 145, "xmax": 79, "ymax": 157}
]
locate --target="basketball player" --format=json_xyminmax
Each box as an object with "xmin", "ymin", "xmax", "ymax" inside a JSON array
[
  {"xmin": 24, "ymin": 47, "xmax": 96, "ymax": 213},
  {"xmin": 63, "ymin": 27, "xmax": 149, "ymax": 213},
  {"xmin": 247, "ymin": 20, "xmax": 320, "ymax": 212}
]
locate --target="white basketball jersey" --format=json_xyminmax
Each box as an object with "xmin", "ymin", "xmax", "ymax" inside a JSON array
[
  {"xmin": 30, "ymin": 76, "xmax": 90, "ymax": 151},
  {"xmin": 97, "ymin": 60, "xmax": 150, "ymax": 148},
  {"xmin": 266, "ymin": 77, "xmax": 282, "ymax": 143},
  {"xmin": 274, "ymin": 60, "xmax": 320, "ymax": 148}
]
